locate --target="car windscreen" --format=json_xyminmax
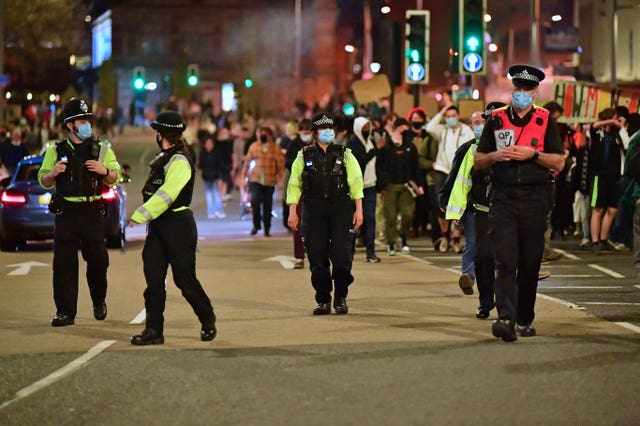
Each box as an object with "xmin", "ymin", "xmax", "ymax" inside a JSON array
[{"xmin": 14, "ymin": 162, "xmax": 42, "ymax": 182}]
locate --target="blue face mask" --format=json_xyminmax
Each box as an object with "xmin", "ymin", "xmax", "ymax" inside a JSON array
[
  {"xmin": 473, "ymin": 125, "xmax": 484, "ymax": 139},
  {"xmin": 300, "ymin": 133, "xmax": 312, "ymax": 143},
  {"xmin": 445, "ymin": 117, "xmax": 458, "ymax": 128},
  {"xmin": 317, "ymin": 129, "xmax": 335, "ymax": 144},
  {"xmin": 513, "ymin": 91, "xmax": 533, "ymax": 110},
  {"xmin": 76, "ymin": 123, "xmax": 92, "ymax": 140}
]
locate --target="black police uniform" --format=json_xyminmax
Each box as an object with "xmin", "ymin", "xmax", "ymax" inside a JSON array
[
  {"xmin": 51, "ymin": 137, "xmax": 110, "ymax": 322},
  {"xmin": 131, "ymin": 111, "xmax": 216, "ymax": 344},
  {"xmin": 477, "ymin": 106, "xmax": 563, "ymax": 331},
  {"xmin": 301, "ymin": 143, "xmax": 354, "ymax": 306},
  {"xmin": 139, "ymin": 147, "xmax": 215, "ymax": 335}
]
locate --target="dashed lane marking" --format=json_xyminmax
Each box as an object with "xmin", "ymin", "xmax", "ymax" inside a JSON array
[
  {"xmin": 588, "ymin": 264, "xmax": 625, "ymax": 278},
  {"xmin": 551, "ymin": 248, "xmax": 581, "ymax": 260},
  {"xmin": 129, "ymin": 308, "xmax": 146, "ymax": 325},
  {"xmin": 545, "ymin": 275, "xmax": 603, "ymax": 278},
  {"xmin": 536, "ymin": 293, "xmax": 584, "ymax": 310},
  {"xmin": 538, "ymin": 285, "xmax": 621, "ymax": 289},
  {"xmin": 0, "ymin": 340, "xmax": 116, "ymax": 411},
  {"xmin": 578, "ymin": 302, "xmax": 640, "ymax": 306}
]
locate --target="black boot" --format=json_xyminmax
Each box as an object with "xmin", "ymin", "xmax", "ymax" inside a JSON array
[
  {"xmin": 131, "ymin": 328, "xmax": 164, "ymax": 345},
  {"xmin": 201, "ymin": 322, "xmax": 217, "ymax": 341}
]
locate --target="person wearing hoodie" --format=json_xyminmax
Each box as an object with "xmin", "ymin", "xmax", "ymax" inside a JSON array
[
  {"xmin": 426, "ymin": 98, "xmax": 475, "ymax": 252},
  {"xmin": 347, "ymin": 116, "xmax": 380, "ymax": 262},
  {"xmin": 377, "ymin": 118, "xmax": 425, "ymax": 255}
]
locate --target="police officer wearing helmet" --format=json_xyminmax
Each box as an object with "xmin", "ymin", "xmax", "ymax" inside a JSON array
[
  {"xmin": 38, "ymin": 97, "xmax": 121, "ymax": 327},
  {"xmin": 287, "ymin": 112, "xmax": 364, "ymax": 315},
  {"xmin": 129, "ymin": 110, "xmax": 216, "ymax": 345},
  {"xmin": 474, "ymin": 65, "xmax": 565, "ymax": 342}
]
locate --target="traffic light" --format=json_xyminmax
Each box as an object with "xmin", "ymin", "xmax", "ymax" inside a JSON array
[
  {"xmin": 132, "ymin": 66, "xmax": 145, "ymax": 90},
  {"xmin": 404, "ymin": 10, "xmax": 430, "ymax": 85},
  {"xmin": 187, "ymin": 64, "xmax": 199, "ymax": 87},
  {"xmin": 459, "ymin": 0, "xmax": 486, "ymax": 75},
  {"xmin": 244, "ymin": 78, "xmax": 253, "ymax": 88}
]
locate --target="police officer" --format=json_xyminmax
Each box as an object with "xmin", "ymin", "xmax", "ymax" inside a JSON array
[
  {"xmin": 474, "ymin": 65, "xmax": 565, "ymax": 342},
  {"xmin": 38, "ymin": 97, "xmax": 121, "ymax": 327},
  {"xmin": 129, "ymin": 111, "xmax": 216, "ymax": 345},
  {"xmin": 287, "ymin": 112, "xmax": 364, "ymax": 315}
]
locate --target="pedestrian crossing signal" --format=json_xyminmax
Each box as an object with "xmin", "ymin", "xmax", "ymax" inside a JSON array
[
  {"xmin": 404, "ymin": 10, "xmax": 430, "ymax": 85},
  {"xmin": 187, "ymin": 64, "xmax": 199, "ymax": 87}
]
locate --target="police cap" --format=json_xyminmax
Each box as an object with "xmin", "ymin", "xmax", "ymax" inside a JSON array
[
  {"xmin": 311, "ymin": 112, "xmax": 334, "ymax": 131},
  {"xmin": 508, "ymin": 64, "xmax": 545, "ymax": 90},
  {"xmin": 61, "ymin": 98, "xmax": 93, "ymax": 124},
  {"xmin": 482, "ymin": 101, "xmax": 507, "ymax": 120},
  {"xmin": 150, "ymin": 111, "xmax": 186, "ymax": 134}
]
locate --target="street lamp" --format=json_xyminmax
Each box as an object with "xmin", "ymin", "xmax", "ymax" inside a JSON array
[{"xmin": 345, "ymin": 44, "xmax": 355, "ymax": 53}]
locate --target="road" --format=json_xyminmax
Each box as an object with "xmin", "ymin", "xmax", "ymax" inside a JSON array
[{"xmin": 0, "ymin": 127, "xmax": 638, "ymax": 425}]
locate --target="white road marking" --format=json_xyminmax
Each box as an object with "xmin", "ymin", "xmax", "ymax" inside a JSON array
[
  {"xmin": 615, "ymin": 322, "xmax": 640, "ymax": 334},
  {"xmin": 129, "ymin": 308, "xmax": 146, "ymax": 325},
  {"xmin": 538, "ymin": 285, "xmax": 621, "ymax": 289},
  {"xmin": 0, "ymin": 340, "xmax": 116, "ymax": 411},
  {"xmin": 263, "ymin": 255, "xmax": 296, "ymax": 270},
  {"xmin": 6, "ymin": 261, "xmax": 49, "ymax": 276},
  {"xmin": 635, "ymin": 285, "xmax": 640, "ymax": 290},
  {"xmin": 422, "ymin": 256, "xmax": 463, "ymax": 261},
  {"xmin": 578, "ymin": 302, "xmax": 640, "ymax": 306},
  {"xmin": 588, "ymin": 264, "xmax": 625, "ymax": 278},
  {"xmin": 546, "ymin": 275, "xmax": 604, "ymax": 278},
  {"xmin": 536, "ymin": 293, "xmax": 584, "ymax": 309},
  {"xmin": 445, "ymin": 268, "xmax": 461, "ymax": 275},
  {"xmin": 551, "ymin": 248, "xmax": 581, "ymax": 260}
]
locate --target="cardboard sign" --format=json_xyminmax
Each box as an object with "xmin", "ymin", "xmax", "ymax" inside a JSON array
[
  {"xmin": 458, "ymin": 99, "xmax": 485, "ymax": 121},
  {"xmin": 552, "ymin": 80, "xmax": 640, "ymax": 123},
  {"xmin": 352, "ymin": 74, "xmax": 392, "ymax": 104}
]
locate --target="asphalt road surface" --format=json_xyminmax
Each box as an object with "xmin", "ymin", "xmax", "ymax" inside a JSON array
[{"xmin": 0, "ymin": 128, "xmax": 638, "ymax": 425}]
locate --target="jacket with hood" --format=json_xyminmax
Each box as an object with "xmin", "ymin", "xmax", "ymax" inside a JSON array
[{"xmin": 346, "ymin": 116, "xmax": 377, "ymax": 189}]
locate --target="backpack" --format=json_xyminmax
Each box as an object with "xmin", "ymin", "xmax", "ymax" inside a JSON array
[{"xmin": 626, "ymin": 143, "xmax": 640, "ymax": 183}]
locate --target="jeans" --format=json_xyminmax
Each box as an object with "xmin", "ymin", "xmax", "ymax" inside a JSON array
[
  {"xmin": 204, "ymin": 179, "xmax": 223, "ymax": 217},
  {"xmin": 460, "ymin": 209, "xmax": 476, "ymax": 281},
  {"xmin": 249, "ymin": 182, "xmax": 275, "ymax": 231},
  {"xmin": 362, "ymin": 187, "xmax": 377, "ymax": 257}
]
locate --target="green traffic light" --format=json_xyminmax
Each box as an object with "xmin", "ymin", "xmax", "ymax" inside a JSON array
[
  {"xmin": 466, "ymin": 36, "xmax": 480, "ymax": 52},
  {"xmin": 244, "ymin": 79, "xmax": 253, "ymax": 88},
  {"xmin": 187, "ymin": 75, "xmax": 199, "ymax": 87},
  {"xmin": 133, "ymin": 78, "xmax": 144, "ymax": 90},
  {"xmin": 410, "ymin": 49, "xmax": 420, "ymax": 63}
]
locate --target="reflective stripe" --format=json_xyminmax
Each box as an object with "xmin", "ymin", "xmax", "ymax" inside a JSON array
[
  {"xmin": 64, "ymin": 195, "xmax": 103, "ymax": 202},
  {"xmin": 165, "ymin": 153, "xmax": 188, "ymax": 171},
  {"xmin": 473, "ymin": 203, "xmax": 490, "ymax": 212},
  {"xmin": 455, "ymin": 174, "xmax": 472, "ymax": 187},
  {"xmin": 446, "ymin": 205, "xmax": 465, "ymax": 215},
  {"xmin": 136, "ymin": 206, "xmax": 153, "ymax": 221},
  {"xmin": 590, "ymin": 176, "xmax": 599, "ymax": 208},
  {"xmin": 157, "ymin": 188, "xmax": 174, "ymax": 207}
]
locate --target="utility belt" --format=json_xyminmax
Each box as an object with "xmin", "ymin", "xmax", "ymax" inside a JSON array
[{"xmin": 49, "ymin": 193, "xmax": 105, "ymax": 215}]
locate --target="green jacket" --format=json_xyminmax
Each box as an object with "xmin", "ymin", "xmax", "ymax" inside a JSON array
[{"xmin": 621, "ymin": 131, "xmax": 640, "ymax": 206}]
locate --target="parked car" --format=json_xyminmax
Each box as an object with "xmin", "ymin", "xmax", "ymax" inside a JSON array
[{"xmin": 0, "ymin": 155, "xmax": 129, "ymax": 251}]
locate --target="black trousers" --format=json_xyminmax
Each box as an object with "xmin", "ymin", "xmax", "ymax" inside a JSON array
[
  {"xmin": 474, "ymin": 211, "xmax": 495, "ymax": 311},
  {"xmin": 142, "ymin": 210, "xmax": 215, "ymax": 333},
  {"xmin": 53, "ymin": 205, "xmax": 109, "ymax": 318},
  {"xmin": 303, "ymin": 197, "xmax": 354, "ymax": 304},
  {"xmin": 249, "ymin": 182, "xmax": 275, "ymax": 231},
  {"xmin": 489, "ymin": 187, "xmax": 547, "ymax": 324}
]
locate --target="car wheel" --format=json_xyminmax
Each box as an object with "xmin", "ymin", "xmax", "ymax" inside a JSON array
[
  {"xmin": 0, "ymin": 237, "xmax": 19, "ymax": 252},
  {"xmin": 105, "ymin": 227, "xmax": 125, "ymax": 249}
]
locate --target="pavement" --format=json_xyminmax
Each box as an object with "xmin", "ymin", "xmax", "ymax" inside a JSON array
[{"xmin": 0, "ymin": 127, "xmax": 638, "ymax": 424}]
